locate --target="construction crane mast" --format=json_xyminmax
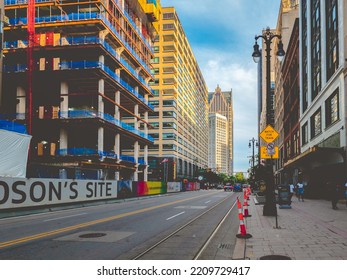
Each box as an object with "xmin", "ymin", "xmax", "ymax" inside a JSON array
[{"xmin": 27, "ymin": 0, "xmax": 35, "ymax": 135}]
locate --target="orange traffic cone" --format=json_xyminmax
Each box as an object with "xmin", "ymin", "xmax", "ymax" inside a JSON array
[
  {"xmin": 243, "ymin": 200, "xmax": 251, "ymax": 217},
  {"xmin": 236, "ymin": 198, "xmax": 252, "ymax": 239},
  {"xmin": 244, "ymin": 189, "xmax": 249, "ymax": 205}
]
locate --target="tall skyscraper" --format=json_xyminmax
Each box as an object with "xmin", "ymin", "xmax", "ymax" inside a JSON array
[
  {"xmin": 147, "ymin": 6, "xmax": 209, "ymax": 181},
  {"xmin": 208, "ymin": 86, "xmax": 233, "ymax": 175}
]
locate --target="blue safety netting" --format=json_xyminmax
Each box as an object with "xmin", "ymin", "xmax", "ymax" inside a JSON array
[{"xmin": 0, "ymin": 120, "xmax": 27, "ymax": 134}]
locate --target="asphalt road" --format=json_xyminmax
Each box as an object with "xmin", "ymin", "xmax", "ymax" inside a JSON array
[{"xmin": 0, "ymin": 190, "xmax": 241, "ymax": 260}]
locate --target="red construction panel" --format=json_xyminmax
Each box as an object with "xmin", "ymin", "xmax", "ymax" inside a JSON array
[{"xmin": 45, "ymin": 32, "xmax": 54, "ymax": 46}]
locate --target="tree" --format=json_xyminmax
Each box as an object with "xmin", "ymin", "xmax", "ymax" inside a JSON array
[{"xmin": 235, "ymin": 172, "xmax": 246, "ymax": 184}]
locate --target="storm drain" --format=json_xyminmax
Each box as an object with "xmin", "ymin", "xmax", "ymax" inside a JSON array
[
  {"xmin": 259, "ymin": 255, "xmax": 291, "ymax": 260},
  {"xmin": 79, "ymin": 233, "xmax": 107, "ymax": 239},
  {"xmin": 218, "ymin": 243, "xmax": 233, "ymax": 250}
]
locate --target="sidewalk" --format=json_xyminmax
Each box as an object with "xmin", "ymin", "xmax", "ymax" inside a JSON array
[{"xmin": 232, "ymin": 194, "xmax": 347, "ymax": 260}]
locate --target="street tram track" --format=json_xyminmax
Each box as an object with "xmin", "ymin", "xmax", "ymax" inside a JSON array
[{"xmin": 132, "ymin": 193, "xmax": 240, "ymax": 260}]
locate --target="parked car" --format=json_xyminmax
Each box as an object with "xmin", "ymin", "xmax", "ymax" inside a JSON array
[
  {"xmin": 216, "ymin": 184, "xmax": 224, "ymax": 190},
  {"xmin": 224, "ymin": 183, "xmax": 233, "ymax": 191},
  {"xmin": 233, "ymin": 183, "xmax": 242, "ymax": 192}
]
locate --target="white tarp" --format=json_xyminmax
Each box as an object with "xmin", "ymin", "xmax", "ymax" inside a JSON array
[{"xmin": 0, "ymin": 129, "xmax": 32, "ymax": 178}]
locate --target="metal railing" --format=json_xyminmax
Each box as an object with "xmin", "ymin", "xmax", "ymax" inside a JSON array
[
  {"xmin": 0, "ymin": 119, "xmax": 27, "ymax": 134},
  {"xmin": 55, "ymin": 148, "xmax": 118, "ymax": 160},
  {"xmin": 59, "ymin": 109, "xmax": 154, "ymax": 142},
  {"xmin": 119, "ymin": 155, "xmax": 136, "ymax": 163}
]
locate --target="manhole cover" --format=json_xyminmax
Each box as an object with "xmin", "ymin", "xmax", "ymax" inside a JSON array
[
  {"xmin": 79, "ymin": 233, "xmax": 107, "ymax": 239},
  {"xmin": 260, "ymin": 255, "xmax": 291, "ymax": 260}
]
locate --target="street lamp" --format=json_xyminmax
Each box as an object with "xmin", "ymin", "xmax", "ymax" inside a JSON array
[
  {"xmin": 252, "ymin": 27, "xmax": 285, "ymax": 216},
  {"xmin": 248, "ymin": 138, "xmax": 258, "ymax": 191},
  {"xmin": 248, "ymin": 137, "xmax": 258, "ymax": 171}
]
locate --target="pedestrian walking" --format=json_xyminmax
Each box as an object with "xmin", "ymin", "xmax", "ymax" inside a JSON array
[
  {"xmin": 344, "ymin": 180, "xmax": 347, "ymax": 207},
  {"xmin": 289, "ymin": 183, "xmax": 295, "ymax": 201},
  {"xmin": 296, "ymin": 181, "xmax": 304, "ymax": 202},
  {"xmin": 331, "ymin": 182, "xmax": 341, "ymax": 210}
]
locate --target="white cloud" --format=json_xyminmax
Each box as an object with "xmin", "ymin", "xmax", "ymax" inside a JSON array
[{"xmin": 160, "ymin": 0, "xmax": 280, "ymax": 172}]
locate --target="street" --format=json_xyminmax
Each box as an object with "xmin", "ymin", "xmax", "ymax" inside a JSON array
[{"xmin": 0, "ymin": 190, "xmax": 241, "ymax": 260}]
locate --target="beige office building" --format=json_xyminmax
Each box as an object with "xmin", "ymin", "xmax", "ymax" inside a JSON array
[
  {"xmin": 147, "ymin": 6, "xmax": 209, "ymax": 180},
  {"xmin": 208, "ymin": 86, "xmax": 233, "ymax": 175}
]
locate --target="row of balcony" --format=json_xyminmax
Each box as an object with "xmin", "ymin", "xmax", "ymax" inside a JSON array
[
  {"xmin": 5, "ymin": 0, "xmax": 52, "ymax": 4},
  {"xmin": 3, "ymin": 60, "xmax": 154, "ymax": 111},
  {"xmin": 60, "ymin": 109, "xmax": 154, "ymax": 142},
  {"xmin": 4, "ymin": 0, "xmax": 154, "ymax": 52},
  {"xmin": 1, "ymin": 108, "xmax": 154, "ymax": 142},
  {"xmin": 4, "ymin": 35, "xmax": 153, "ymax": 93},
  {"xmin": 56, "ymin": 148, "xmax": 145, "ymax": 164},
  {"xmin": 6, "ymin": 11, "xmax": 152, "ymax": 74}
]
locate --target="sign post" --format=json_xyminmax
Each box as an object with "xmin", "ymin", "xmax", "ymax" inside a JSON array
[{"xmin": 259, "ymin": 125, "xmax": 280, "ymax": 217}]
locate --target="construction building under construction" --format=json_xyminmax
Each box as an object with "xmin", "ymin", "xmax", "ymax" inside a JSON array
[{"xmin": 1, "ymin": 0, "xmax": 161, "ymax": 180}]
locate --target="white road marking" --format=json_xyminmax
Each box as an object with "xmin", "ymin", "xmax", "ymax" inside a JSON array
[
  {"xmin": 175, "ymin": 206, "xmax": 206, "ymax": 209},
  {"xmin": 166, "ymin": 211, "xmax": 185, "ymax": 221},
  {"xmin": 205, "ymin": 200, "xmax": 211, "ymax": 204},
  {"xmin": 44, "ymin": 213, "xmax": 87, "ymax": 222}
]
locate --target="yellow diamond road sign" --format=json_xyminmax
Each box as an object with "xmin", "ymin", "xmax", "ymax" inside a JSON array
[{"xmin": 259, "ymin": 125, "xmax": 279, "ymax": 143}]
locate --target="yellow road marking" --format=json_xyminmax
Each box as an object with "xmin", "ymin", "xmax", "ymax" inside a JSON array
[{"xmin": 0, "ymin": 192, "xmax": 220, "ymax": 249}]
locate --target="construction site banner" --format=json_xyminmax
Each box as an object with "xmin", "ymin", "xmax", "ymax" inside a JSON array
[
  {"xmin": 0, "ymin": 129, "xmax": 32, "ymax": 178},
  {"xmin": 0, "ymin": 178, "xmax": 118, "ymax": 210},
  {"xmin": 167, "ymin": 182, "xmax": 182, "ymax": 193},
  {"xmin": 136, "ymin": 181, "xmax": 166, "ymax": 196},
  {"xmin": 184, "ymin": 182, "xmax": 200, "ymax": 191}
]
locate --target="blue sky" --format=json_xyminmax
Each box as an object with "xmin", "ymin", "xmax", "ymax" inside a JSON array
[{"xmin": 161, "ymin": 0, "xmax": 281, "ymax": 173}]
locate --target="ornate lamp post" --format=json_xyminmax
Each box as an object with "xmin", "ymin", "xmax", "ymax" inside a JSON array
[
  {"xmin": 248, "ymin": 137, "xmax": 258, "ymax": 171},
  {"xmin": 252, "ymin": 27, "xmax": 285, "ymax": 216}
]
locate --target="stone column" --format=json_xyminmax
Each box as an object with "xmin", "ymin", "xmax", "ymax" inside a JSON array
[
  {"xmin": 98, "ymin": 78, "xmax": 104, "ymax": 159},
  {"xmin": 59, "ymin": 82, "xmax": 68, "ymax": 154}
]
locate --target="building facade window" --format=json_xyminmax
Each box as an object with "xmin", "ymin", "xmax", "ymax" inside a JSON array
[
  {"xmin": 151, "ymin": 68, "xmax": 159, "ymax": 75},
  {"xmin": 325, "ymin": 89, "xmax": 339, "ymax": 127},
  {"xmin": 150, "ymin": 57, "xmax": 159, "ymax": 64},
  {"xmin": 302, "ymin": 0, "xmax": 308, "ymax": 112},
  {"xmin": 148, "ymin": 111, "xmax": 159, "ymax": 118},
  {"xmin": 163, "ymin": 100, "xmax": 177, "ymax": 107},
  {"xmin": 310, "ymin": 108, "xmax": 321, "ymax": 139},
  {"xmin": 163, "ymin": 122, "xmax": 177, "ymax": 129},
  {"xmin": 285, "ymin": 141, "xmax": 291, "ymax": 160},
  {"xmin": 148, "ymin": 100, "xmax": 159, "ymax": 107},
  {"xmin": 163, "ymin": 23, "xmax": 175, "ymax": 30},
  {"xmin": 149, "ymin": 78, "xmax": 159, "ymax": 86},
  {"xmin": 302, "ymin": 121, "xmax": 308, "ymax": 145},
  {"xmin": 162, "ymin": 133, "xmax": 177, "ymax": 140},
  {"xmin": 149, "ymin": 145, "xmax": 159, "ymax": 150},
  {"xmin": 149, "ymin": 133, "xmax": 159, "ymax": 139},
  {"xmin": 149, "ymin": 122, "xmax": 159, "ymax": 128},
  {"xmin": 326, "ymin": 0, "xmax": 339, "ymax": 81},
  {"xmin": 163, "ymin": 111, "xmax": 177, "ymax": 118},
  {"xmin": 311, "ymin": 0, "xmax": 321, "ymax": 101},
  {"xmin": 163, "ymin": 12, "xmax": 175, "ymax": 20},
  {"xmin": 162, "ymin": 144, "xmax": 176, "ymax": 150}
]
